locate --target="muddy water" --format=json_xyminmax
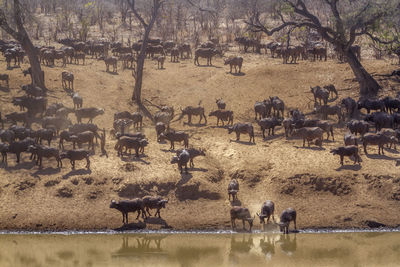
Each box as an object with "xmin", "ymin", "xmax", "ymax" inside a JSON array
[{"xmin": 0, "ymin": 231, "xmax": 399, "ymax": 267}]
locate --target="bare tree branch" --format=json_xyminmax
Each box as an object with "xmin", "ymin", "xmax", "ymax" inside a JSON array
[
  {"xmin": 186, "ymin": 0, "xmax": 218, "ymax": 15},
  {"xmin": 0, "ymin": 9, "xmax": 20, "ymax": 39},
  {"xmin": 126, "ymin": 0, "xmax": 148, "ymax": 28},
  {"xmin": 283, "ymin": 0, "xmax": 337, "ymax": 42},
  {"xmin": 245, "ymin": 0, "xmax": 388, "ymax": 95},
  {"xmin": 365, "ymin": 32, "xmax": 399, "ymax": 45}
]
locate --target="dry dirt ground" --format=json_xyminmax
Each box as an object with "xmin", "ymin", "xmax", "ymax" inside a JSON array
[{"xmin": 0, "ymin": 48, "xmax": 400, "ymax": 232}]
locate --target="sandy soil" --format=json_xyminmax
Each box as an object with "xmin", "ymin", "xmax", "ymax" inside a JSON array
[{"xmin": 0, "ymin": 48, "xmax": 400, "ymax": 232}]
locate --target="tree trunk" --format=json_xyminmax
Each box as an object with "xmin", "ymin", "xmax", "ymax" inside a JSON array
[
  {"xmin": 128, "ymin": 0, "xmax": 162, "ymax": 122},
  {"xmin": 133, "ymin": 55, "xmax": 144, "ymax": 102},
  {"xmin": 21, "ymin": 36, "xmax": 45, "ymax": 89},
  {"xmin": 346, "ymin": 50, "xmax": 380, "ymax": 96},
  {"xmin": 132, "ymin": 24, "xmax": 152, "ymax": 103},
  {"xmin": 0, "ymin": 0, "xmax": 46, "ymax": 90}
]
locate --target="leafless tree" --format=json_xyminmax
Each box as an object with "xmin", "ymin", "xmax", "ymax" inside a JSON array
[
  {"xmin": 246, "ymin": 0, "xmax": 399, "ymax": 96},
  {"xmin": 0, "ymin": 0, "xmax": 45, "ymax": 89},
  {"xmin": 127, "ymin": 0, "xmax": 164, "ymax": 120}
]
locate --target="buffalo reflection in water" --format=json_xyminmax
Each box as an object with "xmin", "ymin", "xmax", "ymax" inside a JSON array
[
  {"xmin": 259, "ymin": 235, "xmax": 276, "ymax": 260},
  {"xmin": 112, "ymin": 235, "xmax": 168, "ymax": 259}
]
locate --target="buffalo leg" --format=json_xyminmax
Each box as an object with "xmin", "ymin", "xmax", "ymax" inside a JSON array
[
  {"xmin": 142, "ymin": 208, "xmax": 147, "ymax": 219},
  {"xmin": 146, "ymin": 207, "xmax": 152, "ymax": 217},
  {"xmin": 86, "ymin": 157, "xmax": 90, "ymax": 169}
]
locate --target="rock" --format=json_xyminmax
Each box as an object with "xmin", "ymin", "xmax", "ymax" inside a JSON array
[
  {"xmin": 343, "ymin": 217, "xmax": 352, "ymax": 222},
  {"xmin": 44, "ymin": 180, "xmax": 60, "ymax": 187},
  {"xmin": 83, "ymin": 177, "xmax": 93, "ymax": 185},
  {"xmin": 57, "ymin": 187, "xmax": 73, "ymax": 198},
  {"xmin": 365, "ymin": 220, "xmax": 386, "ymax": 228}
]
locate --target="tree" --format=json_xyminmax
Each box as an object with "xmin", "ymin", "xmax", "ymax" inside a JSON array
[
  {"xmin": 126, "ymin": 0, "xmax": 164, "ymax": 120},
  {"xmin": 0, "ymin": 0, "xmax": 45, "ymax": 89},
  {"xmin": 117, "ymin": 0, "xmax": 129, "ymax": 25},
  {"xmin": 246, "ymin": 0, "xmax": 399, "ymax": 96}
]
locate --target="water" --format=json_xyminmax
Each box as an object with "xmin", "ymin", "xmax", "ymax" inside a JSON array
[{"xmin": 0, "ymin": 231, "xmax": 399, "ymax": 267}]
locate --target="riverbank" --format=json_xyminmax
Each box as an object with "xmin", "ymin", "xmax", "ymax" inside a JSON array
[{"xmin": 1, "ymin": 51, "xmax": 400, "ymax": 232}]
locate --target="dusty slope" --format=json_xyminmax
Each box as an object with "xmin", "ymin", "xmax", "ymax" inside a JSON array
[{"xmin": 0, "ymin": 50, "xmax": 400, "ymax": 231}]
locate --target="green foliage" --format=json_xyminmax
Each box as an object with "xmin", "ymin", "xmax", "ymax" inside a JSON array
[{"xmin": 280, "ymin": 2, "xmax": 294, "ymax": 15}]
